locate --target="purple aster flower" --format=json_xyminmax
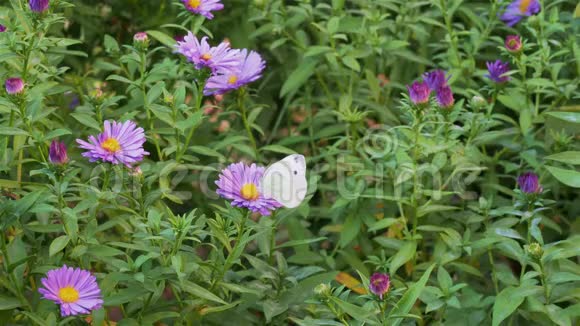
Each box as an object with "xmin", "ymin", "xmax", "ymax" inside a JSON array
[
  {"xmin": 436, "ymin": 85, "xmax": 455, "ymax": 109},
  {"xmin": 76, "ymin": 120, "xmax": 149, "ymax": 166},
  {"xmin": 369, "ymin": 272, "xmax": 390, "ymax": 300},
  {"xmin": 406, "ymin": 81, "xmax": 430, "ymax": 105},
  {"xmin": 29, "ymin": 0, "xmax": 49, "ymax": 12},
  {"xmin": 518, "ymin": 172, "xmax": 542, "ymax": 194},
  {"xmin": 0, "ymin": 25, "xmax": 6, "ymax": 32},
  {"xmin": 176, "ymin": 33, "xmax": 243, "ymax": 73},
  {"xmin": 215, "ymin": 162, "xmax": 282, "ymax": 216},
  {"xmin": 204, "ymin": 49, "xmax": 266, "ymax": 95},
  {"xmin": 486, "ymin": 60, "xmax": 511, "ymax": 83},
  {"xmin": 500, "ymin": 0, "xmax": 541, "ymax": 27},
  {"xmin": 38, "ymin": 265, "xmax": 103, "ymax": 317},
  {"xmin": 182, "ymin": 0, "xmax": 224, "ymax": 19},
  {"xmin": 505, "ymin": 35, "xmax": 522, "ymax": 53},
  {"xmin": 423, "ymin": 70, "xmax": 450, "ymax": 91},
  {"xmin": 49, "ymin": 140, "xmax": 68, "ymax": 165},
  {"xmin": 5, "ymin": 78, "xmax": 24, "ymax": 95}
]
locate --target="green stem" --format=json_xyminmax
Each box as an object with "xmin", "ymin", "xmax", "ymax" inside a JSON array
[
  {"xmin": 238, "ymin": 89, "xmax": 259, "ymax": 160},
  {"xmin": 539, "ymin": 261, "xmax": 550, "ymax": 304},
  {"xmin": 178, "ymin": 81, "xmax": 204, "ymax": 162},
  {"xmin": 139, "ymin": 51, "xmax": 163, "ymax": 161}
]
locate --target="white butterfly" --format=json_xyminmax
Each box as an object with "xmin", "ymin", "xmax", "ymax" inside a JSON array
[{"xmin": 262, "ymin": 154, "xmax": 308, "ymax": 208}]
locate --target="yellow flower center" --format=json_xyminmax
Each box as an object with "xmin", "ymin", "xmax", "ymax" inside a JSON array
[
  {"xmin": 519, "ymin": 0, "xmax": 531, "ymax": 13},
  {"xmin": 101, "ymin": 138, "xmax": 121, "ymax": 153},
  {"xmin": 240, "ymin": 183, "xmax": 259, "ymax": 201},
  {"xmin": 228, "ymin": 75, "xmax": 238, "ymax": 85},
  {"xmin": 201, "ymin": 53, "xmax": 212, "ymax": 61},
  {"xmin": 188, "ymin": 0, "xmax": 201, "ymax": 9},
  {"xmin": 58, "ymin": 286, "xmax": 79, "ymax": 303}
]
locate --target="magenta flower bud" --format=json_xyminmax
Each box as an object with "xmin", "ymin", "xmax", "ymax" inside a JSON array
[
  {"xmin": 406, "ymin": 81, "xmax": 430, "ymax": 105},
  {"xmin": 486, "ymin": 60, "xmax": 510, "ymax": 83},
  {"xmin": 5, "ymin": 78, "xmax": 24, "ymax": 95},
  {"xmin": 517, "ymin": 172, "xmax": 542, "ymax": 194},
  {"xmin": 505, "ymin": 35, "xmax": 522, "ymax": 53},
  {"xmin": 49, "ymin": 140, "xmax": 68, "ymax": 165},
  {"xmin": 29, "ymin": 0, "xmax": 49, "ymax": 12},
  {"xmin": 133, "ymin": 32, "xmax": 148, "ymax": 43},
  {"xmin": 369, "ymin": 272, "xmax": 390, "ymax": 300},
  {"xmin": 0, "ymin": 25, "xmax": 6, "ymax": 32},
  {"xmin": 436, "ymin": 85, "xmax": 455, "ymax": 109}
]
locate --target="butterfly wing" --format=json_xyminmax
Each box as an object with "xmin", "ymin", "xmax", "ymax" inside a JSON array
[{"xmin": 262, "ymin": 154, "xmax": 307, "ymax": 208}]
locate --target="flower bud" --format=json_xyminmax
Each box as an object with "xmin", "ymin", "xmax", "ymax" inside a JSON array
[
  {"xmin": 49, "ymin": 140, "xmax": 68, "ymax": 165},
  {"xmin": 29, "ymin": 0, "xmax": 49, "ymax": 13},
  {"xmin": 505, "ymin": 35, "xmax": 522, "ymax": 54},
  {"xmin": 134, "ymin": 32, "xmax": 149, "ymax": 49},
  {"xmin": 436, "ymin": 85, "xmax": 454, "ymax": 109},
  {"xmin": 0, "ymin": 25, "xmax": 6, "ymax": 32},
  {"xmin": 5, "ymin": 78, "xmax": 24, "ymax": 95},
  {"xmin": 470, "ymin": 96, "xmax": 486, "ymax": 110},
  {"xmin": 526, "ymin": 243, "xmax": 543, "ymax": 260},
  {"xmin": 406, "ymin": 81, "xmax": 430, "ymax": 105},
  {"xmin": 517, "ymin": 172, "xmax": 542, "ymax": 194},
  {"xmin": 313, "ymin": 283, "xmax": 332, "ymax": 299},
  {"xmin": 369, "ymin": 272, "xmax": 391, "ymax": 300}
]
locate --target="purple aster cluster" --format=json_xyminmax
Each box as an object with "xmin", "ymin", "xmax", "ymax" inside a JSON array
[
  {"xmin": 406, "ymin": 69, "xmax": 454, "ymax": 109},
  {"xmin": 38, "ymin": 265, "xmax": 103, "ymax": 317},
  {"xmin": 176, "ymin": 33, "xmax": 266, "ymax": 95},
  {"xmin": 182, "ymin": 0, "xmax": 223, "ymax": 20},
  {"xmin": 215, "ymin": 162, "xmax": 282, "ymax": 216},
  {"xmin": 486, "ymin": 60, "xmax": 511, "ymax": 83},
  {"xmin": 500, "ymin": 0, "xmax": 541, "ymax": 27},
  {"xmin": 369, "ymin": 272, "xmax": 391, "ymax": 300},
  {"xmin": 76, "ymin": 120, "xmax": 149, "ymax": 167}
]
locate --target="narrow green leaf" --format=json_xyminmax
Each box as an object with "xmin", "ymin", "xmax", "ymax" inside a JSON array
[
  {"xmin": 49, "ymin": 235, "xmax": 70, "ymax": 257},
  {"xmin": 388, "ymin": 264, "xmax": 435, "ymax": 326}
]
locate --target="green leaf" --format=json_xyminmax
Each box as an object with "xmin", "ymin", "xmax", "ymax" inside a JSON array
[
  {"xmin": 0, "ymin": 127, "xmax": 28, "ymax": 136},
  {"xmin": 42, "ymin": 128, "xmax": 71, "ymax": 141},
  {"xmin": 280, "ymin": 59, "xmax": 318, "ymax": 97},
  {"xmin": 71, "ymin": 113, "xmax": 101, "ymax": 131},
  {"xmin": 260, "ymin": 145, "xmax": 297, "ymax": 155},
  {"xmin": 389, "ymin": 241, "xmax": 417, "ymax": 275},
  {"xmin": 545, "ymin": 152, "xmax": 580, "ymax": 165},
  {"xmin": 388, "ymin": 264, "xmax": 435, "ymax": 326},
  {"xmin": 276, "ymin": 237, "xmax": 327, "ymax": 249},
  {"xmin": 146, "ymin": 30, "xmax": 177, "ymax": 47},
  {"xmin": 368, "ymin": 218, "xmax": 399, "ymax": 232},
  {"xmin": 180, "ymin": 280, "xmax": 227, "ymax": 304},
  {"xmin": 104, "ymin": 34, "xmax": 120, "ymax": 53},
  {"xmin": 546, "ymin": 165, "xmax": 580, "ymax": 188},
  {"xmin": 0, "ymin": 296, "xmax": 21, "ymax": 310},
  {"xmin": 492, "ymin": 287, "xmax": 525, "ymax": 326},
  {"xmin": 49, "ymin": 235, "xmax": 70, "ymax": 257},
  {"xmin": 141, "ymin": 312, "xmax": 180, "ymax": 324},
  {"xmin": 329, "ymin": 297, "xmax": 376, "ymax": 323},
  {"xmin": 545, "ymin": 112, "xmax": 580, "ymax": 124},
  {"xmin": 341, "ymin": 56, "xmax": 360, "ymax": 72},
  {"xmin": 339, "ymin": 215, "xmax": 361, "ymax": 248}
]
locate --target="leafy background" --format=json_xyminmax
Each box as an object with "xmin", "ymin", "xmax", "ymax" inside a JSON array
[{"xmin": 0, "ymin": 0, "xmax": 579, "ymax": 325}]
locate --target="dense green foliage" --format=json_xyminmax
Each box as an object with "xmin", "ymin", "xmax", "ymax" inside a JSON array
[{"xmin": 1, "ymin": 0, "xmax": 579, "ymax": 325}]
